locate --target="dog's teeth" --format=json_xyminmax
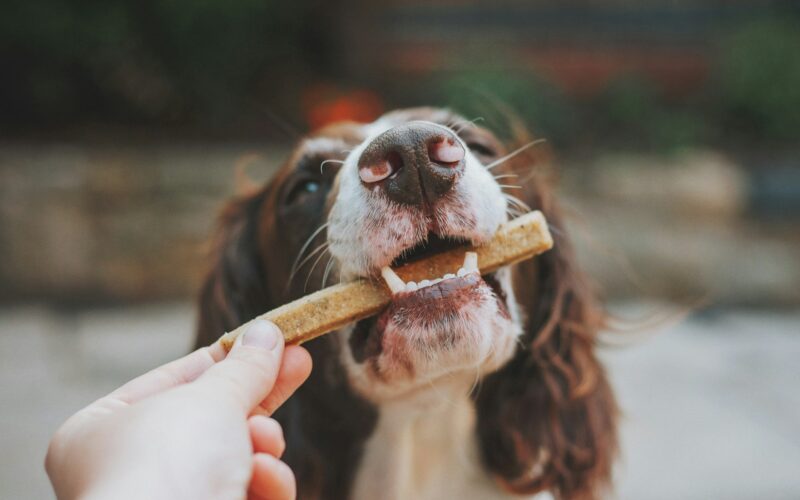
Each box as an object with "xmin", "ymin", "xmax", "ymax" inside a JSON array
[
  {"xmin": 444, "ymin": 273, "xmax": 455, "ymax": 280},
  {"xmin": 406, "ymin": 281, "xmax": 418, "ymax": 292},
  {"xmin": 419, "ymin": 279, "xmax": 432, "ymax": 288},
  {"xmin": 431, "ymin": 278, "xmax": 442, "ymax": 285},
  {"xmin": 381, "ymin": 267, "xmax": 406, "ymax": 294},
  {"xmin": 457, "ymin": 267, "xmax": 468, "ymax": 277},
  {"xmin": 463, "ymin": 252, "xmax": 479, "ymax": 272}
]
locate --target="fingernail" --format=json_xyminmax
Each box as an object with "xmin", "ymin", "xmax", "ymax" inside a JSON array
[{"xmin": 241, "ymin": 320, "xmax": 280, "ymax": 350}]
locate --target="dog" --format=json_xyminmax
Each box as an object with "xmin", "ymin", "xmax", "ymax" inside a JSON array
[{"xmin": 195, "ymin": 107, "xmax": 618, "ymax": 500}]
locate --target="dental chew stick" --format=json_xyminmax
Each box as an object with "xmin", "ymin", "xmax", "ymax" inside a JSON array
[{"xmin": 219, "ymin": 210, "xmax": 553, "ymax": 350}]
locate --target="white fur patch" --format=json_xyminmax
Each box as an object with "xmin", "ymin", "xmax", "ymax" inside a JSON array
[
  {"xmin": 325, "ymin": 111, "xmax": 537, "ymax": 497},
  {"xmin": 328, "ymin": 114, "xmax": 521, "ymax": 396},
  {"xmin": 351, "ymin": 378, "xmax": 553, "ymax": 500},
  {"xmin": 327, "ymin": 120, "xmax": 507, "ymax": 280},
  {"xmin": 302, "ymin": 136, "xmax": 352, "ymax": 155}
]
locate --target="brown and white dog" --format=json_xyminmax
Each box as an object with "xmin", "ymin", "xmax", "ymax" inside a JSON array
[{"xmin": 195, "ymin": 108, "xmax": 618, "ymax": 500}]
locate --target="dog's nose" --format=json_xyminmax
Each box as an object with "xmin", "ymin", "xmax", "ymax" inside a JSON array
[{"xmin": 358, "ymin": 122, "xmax": 465, "ymax": 206}]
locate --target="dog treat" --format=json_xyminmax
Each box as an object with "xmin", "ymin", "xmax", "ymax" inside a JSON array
[{"xmin": 219, "ymin": 210, "xmax": 553, "ymax": 350}]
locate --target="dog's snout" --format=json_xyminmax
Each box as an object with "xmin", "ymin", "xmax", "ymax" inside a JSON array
[{"xmin": 358, "ymin": 122, "xmax": 465, "ymax": 205}]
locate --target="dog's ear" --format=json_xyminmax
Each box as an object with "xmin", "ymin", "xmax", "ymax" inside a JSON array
[
  {"xmin": 194, "ymin": 187, "xmax": 275, "ymax": 349},
  {"xmin": 474, "ymin": 148, "xmax": 618, "ymax": 499}
]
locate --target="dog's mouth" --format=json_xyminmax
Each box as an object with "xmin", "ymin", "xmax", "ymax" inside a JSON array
[
  {"xmin": 379, "ymin": 231, "xmax": 508, "ymax": 311},
  {"xmin": 380, "ymin": 249, "xmax": 508, "ymax": 321},
  {"xmin": 349, "ymin": 235, "xmax": 510, "ymax": 365},
  {"xmin": 389, "ymin": 232, "xmax": 470, "ymax": 268},
  {"xmin": 380, "ymin": 228, "xmax": 507, "ymax": 304}
]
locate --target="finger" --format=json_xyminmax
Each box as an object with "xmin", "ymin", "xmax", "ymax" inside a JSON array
[
  {"xmin": 252, "ymin": 346, "xmax": 312, "ymax": 416},
  {"xmin": 106, "ymin": 342, "xmax": 226, "ymax": 404},
  {"xmin": 248, "ymin": 415, "xmax": 285, "ymax": 457},
  {"xmin": 193, "ymin": 320, "xmax": 285, "ymax": 412},
  {"xmin": 248, "ymin": 453, "xmax": 296, "ymax": 500}
]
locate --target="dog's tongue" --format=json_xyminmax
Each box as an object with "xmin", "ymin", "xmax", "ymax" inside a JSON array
[{"xmin": 380, "ymin": 252, "xmax": 479, "ymax": 296}]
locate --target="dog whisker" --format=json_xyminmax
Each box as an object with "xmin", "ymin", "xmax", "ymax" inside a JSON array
[
  {"xmin": 453, "ymin": 116, "xmax": 485, "ymax": 135},
  {"xmin": 498, "ymin": 184, "xmax": 523, "ymax": 190},
  {"xmin": 291, "ymin": 223, "xmax": 330, "ymax": 281},
  {"xmin": 503, "ymin": 193, "xmax": 532, "ymax": 212},
  {"xmin": 471, "ymin": 328, "xmax": 501, "ymax": 396},
  {"xmin": 492, "ymin": 173, "xmax": 519, "ymax": 181},
  {"xmin": 505, "ymin": 193, "xmax": 524, "ymax": 203},
  {"xmin": 320, "ymin": 159, "xmax": 345, "ymax": 174},
  {"xmin": 288, "ymin": 242, "xmax": 330, "ymax": 285},
  {"xmin": 468, "ymin": 360, "xmax": 483, "ymax": 399},
  {"xmin": 321, "ymin": 255, "xmax": 336, "ymax": 288},
  {"xmin": 485, "ymin": 139, "xmax": 546, "ymax": 170},
  {"xmin": 304, "ymin": 245, "xmax": 331, "ymax": 293}
]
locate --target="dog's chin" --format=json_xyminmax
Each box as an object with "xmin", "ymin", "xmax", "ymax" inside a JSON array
[{"xmin": 343, "ymin": 269, "xmax": 522, "ymax": 402}]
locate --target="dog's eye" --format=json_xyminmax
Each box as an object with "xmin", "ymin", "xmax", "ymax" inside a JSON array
[
  {"xmin": 285, "ymin": 179, "xmax": 320, "ymax": 205},
  {"xmin": 466, "ymin": 141, "xmax": 497, "ymax": 158}
]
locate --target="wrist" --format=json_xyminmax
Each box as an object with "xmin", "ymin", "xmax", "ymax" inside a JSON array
[{"xmin": 78, "ymin": 468, "xmax": 174, "ymax": 500}]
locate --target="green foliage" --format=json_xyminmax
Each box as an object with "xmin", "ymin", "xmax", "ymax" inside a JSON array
[
  {"xmin": 598, "ymin": 76, "xmax": 708, "ymax": 152},
  {"xmin": 600, "ymin": 77, "xmax": 661, "ymax": 131},
  {"xmin": 716, "ymin": 18, "xmax": 800, "ymax": 140},
  {"xmin": 145, "ymin": 0, "xmax": 306, "ymax": 117},
  {"xmin": 0, "ymin": 0, "xmax": 310, "ymax": 124},
  {"xmin": 3, "ymin": 3, "xmax": 798, "ymax": 148}
]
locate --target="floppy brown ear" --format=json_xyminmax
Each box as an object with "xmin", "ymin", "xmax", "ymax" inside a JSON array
[
  {"xmin": 473, "ymin": 150, "xmax": 618, "ymax": 499},
  {"xmin": 194, "ymin": 186, "xmax": 275, "ymax": 349}
]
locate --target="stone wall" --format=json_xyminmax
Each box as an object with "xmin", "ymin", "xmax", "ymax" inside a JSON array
[
  {"xmin": 1, "ymin": 144, "xmax": 797, "ymax": 306},
  {"xmin": 0, "ymin": 144, "xmax": 281, "ymax": 303},
  {"xmin": 562, "ymin": 151, "xmax": 800, "ymax": 307}
]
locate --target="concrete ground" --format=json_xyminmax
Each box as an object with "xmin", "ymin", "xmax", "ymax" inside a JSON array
[{"xmin": 1, "ymin": 303, "xmax": 798, "ymax": 499}]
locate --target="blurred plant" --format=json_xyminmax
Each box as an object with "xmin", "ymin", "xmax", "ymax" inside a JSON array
[
  {"xmin": 0, "ymin": 0, "xmax": 321, "ymax": 127},
  {"xmin": 598, "ymin": 76, "xmax": 708, "ymax": 153},
  {"xmin": 1, "ymin": 0, "xmax": 132, "ymax": 121},
  {"xmin": 716, "ymin": 17, "xmax": 800, "ymax": 141},
  {"xmin": 597, "ymin": 77, "xmax": 660, "ymax": 144},
  {"xmin": 436, "ymin": 69, "xmax": 575, "ymax": 146},
  {"xmin": 143, "ymin": 0, "xmax": 308, "ymax": 120}
]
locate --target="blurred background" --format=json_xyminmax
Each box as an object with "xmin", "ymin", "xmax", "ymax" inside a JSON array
[{"xmin": 1, "ymin": 0, "xmax": 799, "ymax": 498}]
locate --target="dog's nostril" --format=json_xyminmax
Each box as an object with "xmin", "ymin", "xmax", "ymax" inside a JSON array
[
  {"xmin": 357, "ymin": 123, "xmax": 464, "ymax": 205},
  {"xmin": 387, "ymin": 151, "xmax": 404, "ymax": 176},
  {"xmin": 359, "ymin": 151, "xmax": 404, "ymax": 184},
  {"xmin": 359, "ymin": 160, "xmax": 393, "ymax": 183},
  {"xmin": 428, "ymin": 138, "xmax": 464, "ymax": 165}
]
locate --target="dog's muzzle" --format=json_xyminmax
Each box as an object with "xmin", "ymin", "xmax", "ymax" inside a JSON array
[{"xmin": 357, "ymin": 122, "xmax": 465, "ymax": 206}]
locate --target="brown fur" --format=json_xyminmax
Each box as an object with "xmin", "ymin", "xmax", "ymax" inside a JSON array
[
  {"xmin": 473, "ymin": 128, "xmax": 618, "ymax": 499},
  {"xmin": 195, "ymin": 108, "xmax": 617, "ymax": 499}
]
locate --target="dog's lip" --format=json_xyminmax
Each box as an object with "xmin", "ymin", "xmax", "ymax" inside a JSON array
[
  {"xmin": 380, "ymin": 251, "xmax": 479, "ymax": 295},
  {"xmin": 348, "ymin": 266, "xmax": 509, "ymax": 362},
  {"xmin": 352, "ymin": 268, "xmax": 507, "ymax": 348},
  {"xmin": 384, "ymin": 269, "xmax": 507, "ymax": 314},
  {"xmin": 390, "ymin": 271, "xmax": 482, "ymax": 305}
]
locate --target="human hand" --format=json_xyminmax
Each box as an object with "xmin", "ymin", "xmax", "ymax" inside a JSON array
[{"xmin": 45, "ymin": 320, "xmax": 312, "ymax": 500}]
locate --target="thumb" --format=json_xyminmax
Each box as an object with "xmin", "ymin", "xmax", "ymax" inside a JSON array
[{"xmin": 193, "ymin": 319, "xmax": 285, "ymax": 413}]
